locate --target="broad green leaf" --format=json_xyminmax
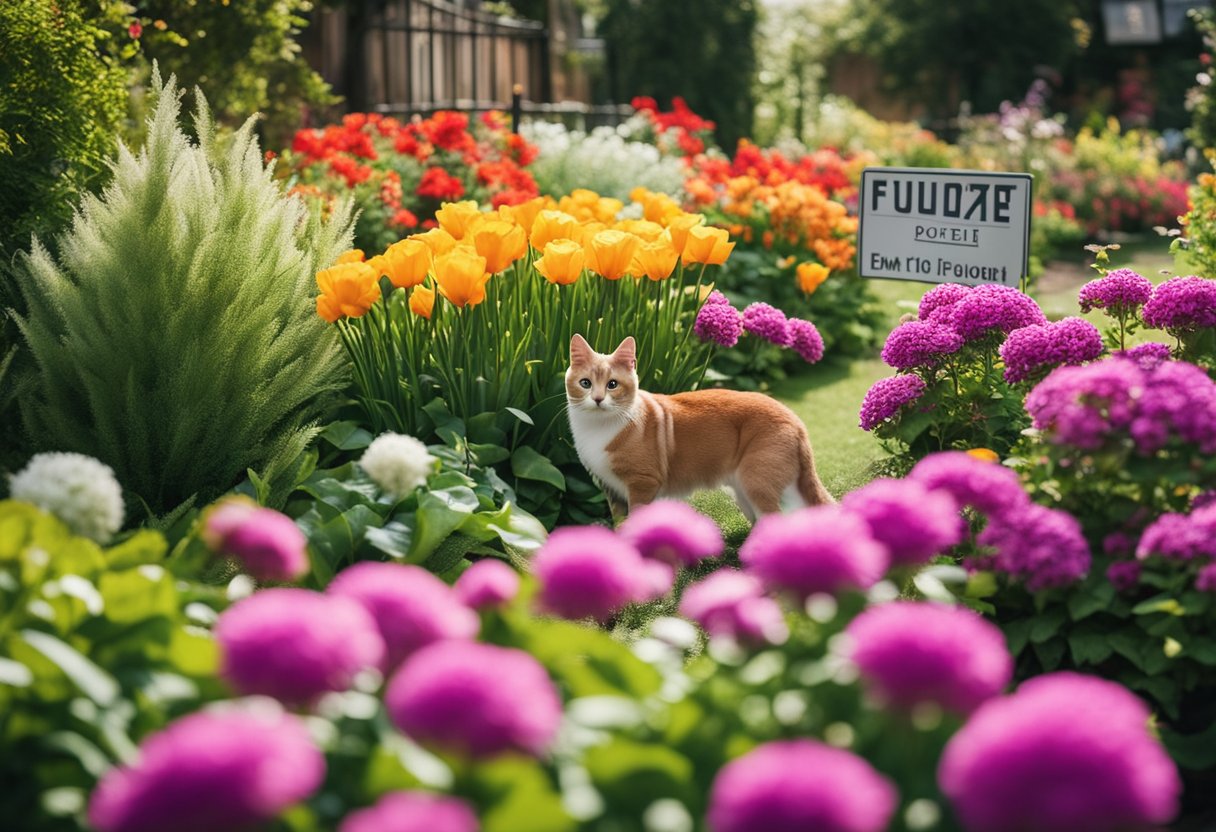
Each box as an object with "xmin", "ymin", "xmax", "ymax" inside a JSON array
[
  {"xmin": 469, "ymin": 443, "xmax": 511, "ymax": 466},
  {"xmin": 471, "ymin": 758, "xmax": 574, "ymax": 832},
  {"xmin": 511, "ymin": 447, "xmax": 566, "ymax": 491},
  {"xmin": 20, "ymin": 629, "xmax": 119, "ymax": 706},
  {"xmin": 1031, "ymin": 637, "xmax": 1066, "ymax": 670},
  {"xmin": 168, "ymin": 628, "xmax": 219, "ymax": 677},
  {"xmin": 505, "ymin": 406, "xmax": 534, "ymax": 426},
  {"xmin": 99, "ymin": 567, "xmax": 175, "ymax": 624},
  {"xmin": 460, "ymin": 503, "xmax": 547, "ymax": 553},
  {"xmin": 409, "ymin": 487, "xmax": 479, "ymax": 564},
  {"xmin": 515, "ymin": 616, "xmax": 662, "ymax": 698},
  {"xmin": 585, "ymin": 738, "xmax": 696, "ymax": 809},
  {"xmin": 319, "ymin": 420, "xmax": 375, "ymax": 451},
  {"xmin": 1067, "ymin": 579, "xmax": 1116, "ymax": 621},
  {"xmin": 1028, "ymin": 608, "xmax": 1066, "ymax": 644},
  {"xmin": 1067, "ymin": 629, "xmax": 1114, "ymax": 665},
  {"xmin": 364, "ymin": 520, "xmax": 415, "ymax": 560}
]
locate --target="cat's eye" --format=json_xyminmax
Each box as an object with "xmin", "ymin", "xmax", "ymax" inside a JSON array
[
  {"xmin": 606, "ymin": 380, "xmax": 619, "ymax": 390},
  {"xmin": 579, "ymin": 379, "xmax": 591, "ymax": 389}
]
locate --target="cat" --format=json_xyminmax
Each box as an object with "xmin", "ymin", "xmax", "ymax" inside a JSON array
[{"xmin": 565, "ymin": 334, "xmax": 833, "ymax": 520}]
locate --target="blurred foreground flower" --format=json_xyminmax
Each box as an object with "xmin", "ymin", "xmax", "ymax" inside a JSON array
[
  {"xmin": 360, "ymin": 432, "xmax": 437, "ymax": 497},
  {"xmin": 9, "ymin": 451, "xmax": 124, "ymax": 543},
  {"xmin": 340, "ymin": 791, "xmax": 479, "ymax": 832},
  {"xmin": 202, "ymin": 497, "xmax": 308, "ymax": 582}
]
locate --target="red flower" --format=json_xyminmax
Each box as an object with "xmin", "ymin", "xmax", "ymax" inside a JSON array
[
  {"xmin": 128, "ymin": 20, "xmax": 142, "ymax": 39},
  {"xmin": 631, "ymin": 96, "xmax": 658, "ymax": 113},
  {"xmin": 329, "ymin": 155, "xmax": 373, "ymax": 188},
  {"xmin": 419, "ymin": 111, "xmax": 475, "ymax": 153},
  {"xmin": 416, "ymin": 167, "xmax": 465, "ymax": 201},
  {"xmin": 389, "ymin": 209, "xmax": 419, "ymax": 229},
  {"xmin": 505, "ymin": 133, "xmax": 538, "ymax": 166}
]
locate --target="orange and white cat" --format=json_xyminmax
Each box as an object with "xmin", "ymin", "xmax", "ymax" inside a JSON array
[{"xmin": 566, "ymin": 334, "xmax": 833, "ymax": 520}]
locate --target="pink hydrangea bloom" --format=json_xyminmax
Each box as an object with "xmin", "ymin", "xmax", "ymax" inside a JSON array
[
  {"xmin": 908, "ymin": 451, "xmax": 1029, "ymax": 519},
  {"xmin": 618, "ymin": 500, "xmax": 724, "ymax": 566},
  {"xmin": 454, "ymin": 559, "xmax": 520, "ymax": 609},
  {"xmin": 679, "ymin": 570, "xmax": 788, "ymax": 645},
  {"xmin": 977, "ymin": 502, "xmax": 1090, "ymax": 591},
  {"xmin": 202, "ymin": 499, "xmax": 308, "ymax": 582},
  {"xmin": 533, "ymin": 526, "xmax": 654, "ymax": 621},
  {"xmin": 339, "ymin": 792, "xmax": 479, "ymax": 832},
  {"xmin": 842, "ymin": 478, "xmax": 964, "ymax": 567}
]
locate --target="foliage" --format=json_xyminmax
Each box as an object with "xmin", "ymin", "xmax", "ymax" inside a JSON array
[
  {"xmin": 0, "ymin": 501, "xmax": 226, "ymax": 831},
  {"xmin": 12, "ymin": 73, "xmax": 353, "ymax": 518},
  {"xmin": 1180, "ymin": 153, "xmax": 1216, "ymax": 278},
  {"xmin": 798, "ymin": 96, "xmax": 957, "ymax": 169},
  {"xmin": 598, "ymin": 0, "xmax": 759, "ymax": 151},
  {"xmin": 1186, "ymin": 7, "xmax": 1216, "ymax": 152},
  {"xmin": 278, "ymin": 111, "xmax": 540, "ymax": 253}
]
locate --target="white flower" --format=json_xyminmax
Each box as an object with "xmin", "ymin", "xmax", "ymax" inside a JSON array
[
  {"xmin": 359, "ymin": 433, "xmax": 436, "ymax": 497},
  {"xmin": 9, "ymin": 452, "xmax": 125, "ymax": 542}
]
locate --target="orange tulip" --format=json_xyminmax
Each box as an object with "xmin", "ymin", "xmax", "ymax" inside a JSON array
[
  {"xmin": 410, "ymin": 285, "xmax": 435, "ymax": 319},
  {"xmin": 472, "ymin": 220, "xmax": 528, "ymax": 274},
  {"xmin": 409, "ymin": 227, "xmax": 457, "ymax": 257},
  {"xmin": 534, "ymin": 239, "xmax": 585, "ymax": 285},
  {"xmin": 615, "ymin": 219, "xmax": 665, "ymax": 242},
  {"xmin": 500, "ymin": 196, "xmax": 547, "ymax": 236},
  {"xmin": 593, "ymin": 197, "xmax": 624, "ymax": 223},
  {"xmin": 666, "ymin": 213, "xmax": 705, "ymax": 257},
  {"xmin": 377, "ymin": 238, "xmax": 433, "ymax": 289},
  {"xmin": 435, "ymin": 200, "xmax": 483, "ymax": 239},
  {"xmin": 333, "ymin": 249, "xmax": 366, "ymax": 265},
  {"xmin": 631, "ymin": 238, "xmax": 679, "ymax": 281},
  {"xmin": 529, "ymin": 210, "xmax": 580, "ymax": 251},
  {"xmin": 586, "ymin": 230, "xmax": 641, "ymax": 281},
  {"xmin": 315, "ymin": 262, "xmax": 380, "ymax": 322},
  {"xmin": 796, "ymin": 262, "xmax": 830, "ymax": 296},
  {"xmin": 966, "ymin": 448, "xmax": 1001, "ymax": 464},
  {"xmin": 432, "ymin": 248, "xmax": 491, "ymax": 308},
  {"xmin": 682, "ymin": 225, "xmax": 735, "ymax": 266}
]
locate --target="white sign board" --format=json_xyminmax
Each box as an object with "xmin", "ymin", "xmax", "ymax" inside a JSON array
[{"xmin": 858, "ymin": 167, "xmax": 1032, "ymax": 287}]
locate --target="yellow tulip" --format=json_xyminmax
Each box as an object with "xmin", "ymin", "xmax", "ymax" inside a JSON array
[
  {"xmin": 631, "ymin": 238, "xmax": 679, "ymax": 281},
  {"xmin": 681, "ymin": 225, "xmax": 735, "ymax": 266},
  {"xmin": 593, "ymin": 197, "xmax": 624, "ymax": 223},
  {"xmin": 574, "ymin": 221, "xmax": 607, "ymax": 248},
  {"xmin": 409, "ymin": 227, "xmax": 457, "ymax": 257},
  {"xmin": 637, "ymin": 190, "xmax": 682, "ymax": 225},
  {"xmin": 615, "ymin": 219, "xmax": 665, "ymax": 242},
  {"xmin": 433, "ymin": 248, "xmax": 491, "ymax": 308},
  {"xmin": 435, "ymin": 200, "xmax": 483, "ymax": 239},
  {"xmin": 966, "ymin": 448, "xmax": 1001, "ymax": 464},
  {"xmin": 499, "ymin": 196, "xmax": 547, "ymax": 236},
  {"xmin": 410, "ymin": 285, "xmax": 435, "ymax": 319},
  {"xmin": 315, "ymin": 262, "xmax": 380, "ymax": 322},
  {"xmin": 534, "ymin": 239, "xmax": 585, "ymax": 285},
  {"xmin": 473, "ymin": 220, "xmax": 528, "ymax": 274},
  {"xmin": 333, "ymin": 249, "xmax": 365, "ymax": 265},
  {"xmin": 586, "ymin": 230, "xmax": 641, "ymax": 281},
  {"xmin": 377, "ymin": 238, "xmax": 433, "ymax": 289},
  {"xmin": 796, "ymin": 262, "xmax": 830, "ymax": 296},
  {"xmin": 529, "ymin": 210, "xmax": 580, "ymax": 251},
  {"xmin": 666, "ymin": 213, "xmax": 706, "ymax": 257}
]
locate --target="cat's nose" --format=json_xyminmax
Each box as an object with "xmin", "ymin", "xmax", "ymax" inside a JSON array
[{"xmin": 593, "ymin": 396, "xmax": 604, "ymax": 405}]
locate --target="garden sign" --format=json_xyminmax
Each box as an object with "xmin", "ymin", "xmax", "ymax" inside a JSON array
[{"xmin": 858, "ymin": 167, "xmax": 1032, "ymax": 287}]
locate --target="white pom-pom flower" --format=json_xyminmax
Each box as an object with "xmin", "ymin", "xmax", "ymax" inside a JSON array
[
  {"xmin": 9, "ymin": 452, "xmax": 125, "ymax": 542},
  {"xmin": 359, "ymin": 433, "xmax": 436, "ymax": 497}
]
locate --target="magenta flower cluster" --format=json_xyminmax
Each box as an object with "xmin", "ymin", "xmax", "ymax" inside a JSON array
[
  {"xmin": 880, "ymin": 319, "xmax": 964, "ymax": 369},
  {"xmin": 619, "ymin": 500, "xmax": 724, "ymax": 566},
  {"xmin": 1117, "ymin": 341, "xmax": 1172, "ymax": 370},
  {"xmin": 997, "ymin": 316, "xmax": 1104, "ymax": 383},
  {"xmin": 533, "ymin": 526, "xmax": 670, "ymax": 621},
  {"xmin": 202, "ymin": 498, "xmax": 309, "ymax": 583},
  {"xmin": 841, "ymin": 478, "xmax": 963, "ymax": 567},
  {"xmin": 1136, "ymin": 504, "xmax": 1216, "ymax": 565},
  {"xmin": 741, "ymin": 301, "xmax": 793, "ymax": 346},
  {"xmin": 918, "ymin": 282, "xmax": 972, "ymax": 322},
  {"xmin": 845, "ymin": 601, "xmax": 1013, "ymax": 714},
  {"xmin": 939, "ymin": 672, "xmax": 1181, "ymax": 832},
  {"xmin": 1026, "ymin": 355, "xmax": 1216, "ymax": 454},
  {"xmin": 942, "ymin": 284, "xmax": 1047, "ymax": 342},
  {"xmin": 339, "ymin": 792, "xmax": 478, "ymax": 832},
  {"xmin": 694, "ymin": 292, "xmax": 744, "ymax": 347},
  {"xmin": 89, "ymin": 709, "xmax": 324, "ymax": 832},
  {"xmin": 977, "ymin": 502, "xmax": 1091, "ymax": 591},
  {"xmin": 858, "ymin": 373, "xmax": 927, "ymax": 431},
  {"xmin": 1077, "ymin": 267, "xmax": 1153, "ymax": 314},
  {"xmin": 678, "ymin": 569, "xmax": 788, "ymax": 645},
  {"xmin": 1142, "ymin": 275, "xmax": 1216, "ymax": 332},
  {"xmin": 787, "ymin": 317, "xmax": 825, "ymax": 363},
  {"xmin": 454, "ymin": 558, "xmax": 521, "ymax": 609},
  {"xmin": 908, "ymin": 451, "xmax": 1029, "ymax": 518},
  {"xmin": 707, "ymin": 740, "xmax": 897, "ymax": 832}
]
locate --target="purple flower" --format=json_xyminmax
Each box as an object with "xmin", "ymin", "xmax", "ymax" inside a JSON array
[
  {"xmin": 328, "ymin": 562, "xmax": 478, "ymax": 671},
  {"xmin": 842, "ymin": 478, "xmax": 964, "ymax": 567},
  {"xmin": 845, "ymin": 602, "xmax": 1012, "ymax": 714},
  {"xmin": 1197, "ymin": 562, "xmax": 1216, "ymax": 592},
  {"xmin": 858, "ymin": 374, "xmax": 926, "ymax": 431},
  {"xmin": 202, "ymin": 499, "xmax": 308, "ymax": 583},
  {"xmin": 1135, "ymin": 505, "xmax": 1216, "ymax": 561},
  {"xmin": 1194, "ymin": 490, "xmax": 1216, "ymax": 511},
  {"xmin": 787, "ymin": 317, "xmax": 826, "ymax": 363},
  {"xmin": 1078, "ymin": 268, "xmax": 1153, "ymax": 314},
  {"xmin": 215, "ymin": 589, "xmax": 384, "ymax": 705},
  {"xmin": 1143, "ymin": 275, "xmax": 1216, "ymax": 332},
  {"xmin": 707, "ymin": 740, "xmax": 897, "ymax": 832},
  {"xmin": 938, "ymin": 672, "xmax": 1181, "ymax": 832},
  {"xmin": 339, "ymin": 792, "xmax": 478, "ymax": 832},
  {"xmin": 678, "ymin": 570, "xmax": 789, "ymax": 645},
  {"xmin": 385, "ymin": 641, "xmax": 561, "ymax": 758},
  {"xmin": 998, "ymin": 317, "xmax": 1104, "ymax": 383},
  {"xmin": 1107, "ymin": 560, "xmax": 1142, "ymax": 592},
  {"xmin": 694, "ymin": 299, "xmax": 744, "ymax": 347},
  {"xmin": 704, "ymin": 289, "xmax": 731, "ymax": 305},
  {"xmin": 946, "ymin": 284, "xmax": 1046, "ymax": 342},
  {"xmin": 618, "ymin": 500, "xmax": 724, "ymax": 566},
  {"xmin": 1024, "ymin": 358, "xmax": 1143, "ymax": 450},
  {"xmin": 977, "ymin": 503, "xmax": 1090, "ymax": 590},
  {"xmin": 1103, "ymin": 532, "xmax": 1135, "ymax": 557},
  {"xmin": 454, "ymin": 559, "xmax": 520, "ymax": 609},
  {"xmin": 908, "ymin": 451, "xmax": 1029, "ymax": 519},
  {"xmin": 880, "ymin": 320, "xmax": 964, "ymax": 369},
  {"xmin": 740, "ymin": 506, "xmax": 889, "ymax": 599},
  {"xmin": 88, "ymin": 708, "xmax": 324, "ymax": 832},
  {"xmin": 1128, "ymin": 359, "xmax": 1216, "ymax": 454},
  {"xmin": 741, "ymin": 302, "xmax": 793, "ymax": 346},
  {"xmin": 918, "ymin": 282, "xmax": 972, "ymax": 322},
  {"xmin": 1118, "ymin": 341, "xmax": 1172, "ymax": 370},
  {"xmin": 533, "ymin": 526, "xmax": 653, "ymax": 621}
]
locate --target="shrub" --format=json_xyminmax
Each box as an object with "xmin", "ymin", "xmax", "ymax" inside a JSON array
[
  {"xmin": 12, "ymin": 72, "xmax": 353, "ymax": 518},
  {"xmin": 522, "ymin": 119, "xmax": 687, "ymax": 201}
]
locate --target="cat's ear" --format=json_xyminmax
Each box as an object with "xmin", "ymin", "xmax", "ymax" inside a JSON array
[
  {"xmin": 570, "ymin": 333, "xmax": 593, "ymax": 364},
  {"xmin": 612, "ymin": 336, "xmax": 637, "ymax": 372}
]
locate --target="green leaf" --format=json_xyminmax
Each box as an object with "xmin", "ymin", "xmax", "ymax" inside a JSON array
[
  {"xmin": 423, "ymin": 398, "xmax": 465, "ymax": 444},
  {"xmin": 1161, "ymin": 718, "xmax": 1216, "ymax": 770},
  {"xmin": 246, "ymin": 468, "xmax": 271, "ymax": 506},
  {"xmin": 1028, "ymin": 608, "xmax": 1066, "ymax": 644},
  {"xmin": 0, "ymin": 656, "xmax": 33, "ymax": 687},
  {"xmin": 426, "ymin": 533, "xmax": 480, "ymax": 574},
  {"xmin": 20, "ymin": 629, "xmax": 119, "ymax": 706},
  {"xmin": 1067, "ymin": 629, "xmax": 1114, "ymax": 665},
  {"xmin": 319, "ymin": 420, "xmax": 375, "ymax": 451},
  {"xmin": 505, "ymin": 406, "xmax": 534, "ymax": 426},
  {"xmin": 511, "ymin": 447, "xmax": 566, "ymax": 491},
  {"xmin": 410, "ymin": 486, "xmax": 479, "ymax": 564},
  {"xmin": 469, "ymin": 443, "xmax": 511, "ymax": 466},
  {"xmin": 470, "ymin": 758, "xmax": 574, "ymax": 832},
  {"xmin": 514, "ymin": 616, "xmax": 662, "ymax": 698},
  {"xmin": 99, "ymin": 566, "xmax": 176, "ymax": 625},
  {"xmin": 364, "ymin": 520, "xmax": 415, "ymax": 560},
  {"xmin": 1032, "ymin": 638, "xmax": 1066, "ymax": 670},
  {"xmin": 460, "ymin": 502, "xmax": 548, "ymax": 553},
  {"xmin": 584, "ymin": 738, "xmax": 696, "ymax": 809},
  {"xmin": 1067, "ymin": 579, "xmax": 1115, "ymax": 621},
  {"xmin": 1131, "ymin": 595, "xmax": 1184, "ymax": 616}
]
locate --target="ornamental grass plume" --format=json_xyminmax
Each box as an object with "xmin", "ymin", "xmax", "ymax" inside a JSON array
[
  {"xmin": 339, "ymin": 792, "xmax": 479, "ymax": 832},
  {"xmin": 618, "ymin": 500, "xmax": 724, "ymax": 566},
  {"xmin": 359, "ymin": 432, "xmax": 436, "ymax": 497},
  {"xmin": 741, "ymin": 302, "xmax": 793, "ymax": 346},
  {"xmin": 215, "ymin": 588, "xmax": 385, "ymax": 705},
  {"xmin": 842, "ymin": 478, "xmax": 964, "ymax": 567},
  {"xmin": 706, "ymin": 740, "xmax": 897, "ymax": 832},
  {"xmin": 844, "ymin": 601, "xmax": 1013, "ymax": 715},
  {"xmin": 533, "ymin": 526, "xmax": 658, "ymax": 621},
  {"xmin": 997, "ymin": 317, "xmax": 1104, "ymax": 383},
  {"xmin": 880, "ymin": 320, "xmax": 964, "ymax": 369},
  {"xmin": 938, "ymin": 672, "xmax": 1180, "ymax": 832},
  {"xmin": 678, "ymin": 570, "xmax": 789, "ymax": 645},
  {"xmin": 11, "ymin": 70, "xmax": 352, "ymax": 516},
  {"xmin": 88, "ymin": 708, "xmax": 324, "ymax": 832},
  {"xmin": 201, "ymin": 497, "xmax": 308, "ymax": 582},
  {"xmin": 908, "ymin": 451, "xmax": 1030, "ymax": 519},
  {"xmin": 977, "ymin": 502, "xmax": 1091, "ymax": 590},
  {"xmin": 385, "ymin": 641, "xmax": 562, "ymax": 758},
  {"xmin": 329, "ymin": 562, "xmax": 479, "ymax": 670},
  {"xmin": 8, "ymin": 452, "xmax": 124, "ymax": 543},
  {"xmin": 454, "ymin": 558, "xmax": 521, "ymax": 609},
  {"xmin": 695, "ymin": 294, "xmax": 744, "ymax": 348},
  {"xmin": 740, "ymin": 506, "xmax": 889, "ymax": 599},
  {"xmin": 858, "ymin": 374, "xmax": 926, "ymax": 431}
]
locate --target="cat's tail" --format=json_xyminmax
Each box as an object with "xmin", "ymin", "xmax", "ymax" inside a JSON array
[{"xmin": 796, "ymin": 436, "xmax": 835, "ymax": 506}]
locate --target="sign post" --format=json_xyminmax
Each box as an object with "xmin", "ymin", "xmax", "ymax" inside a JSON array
[{"xmin": 858, "ymin": 167, "xmax": 1033, "ymax": 287}]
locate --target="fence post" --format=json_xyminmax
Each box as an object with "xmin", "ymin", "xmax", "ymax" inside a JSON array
[{"xmin": 511, "ymin": 83, "xmax": 523, "ymax": 134}]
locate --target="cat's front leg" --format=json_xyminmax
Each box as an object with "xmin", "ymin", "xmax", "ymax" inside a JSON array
[
  {"xmin": 606, "ymin": 491, "xmax": 630, "ymax": 523},
  {"xmin": 625, "ymin": 477, "xmax": 661, "ymax": 513}
]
